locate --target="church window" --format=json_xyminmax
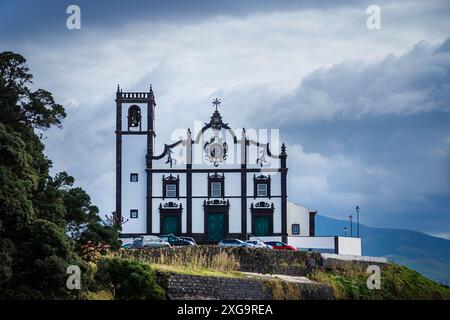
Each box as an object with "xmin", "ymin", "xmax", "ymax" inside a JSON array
[
  {"xmin": 292, "ymin": 223, "xmax": 300, "ymax": 235},
  {"xmin": 162, "ymin": 174, "xmax": 180, "ymax": 199},
  {"xmin": 211, "ymin": 182, "xmax": 221, "ymax": 197},
  {"xmin": 253, "ymin": 174, "xmax": 271, "ymax": 198},
  {"xmin": 130, "ymin": 209, "xmax": 138, "ymax": 219},
  {"xmin": 166, "ymin": 184, "xmax": 177, "ymax": 198},
  {"xmin": 257, "ymin": 183, "xmax": 268, "ymax": 197},
  {"xmin": 208, "ymin": 173, "xmax": 224, "ymax": 198}
]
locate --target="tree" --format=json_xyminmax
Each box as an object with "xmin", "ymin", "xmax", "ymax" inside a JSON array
[
  {"xmin": 0, "ymin": 50, "xmax": 119, "ymax": 299},
  {"xmin": 95, "ymin": 257, "xmax": 165, "ymax": 300}
]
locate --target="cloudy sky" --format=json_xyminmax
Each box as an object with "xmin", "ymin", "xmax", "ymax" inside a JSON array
[{"xmin": 1, "ymin": 0, "xmax": 449, "ymax": 238}]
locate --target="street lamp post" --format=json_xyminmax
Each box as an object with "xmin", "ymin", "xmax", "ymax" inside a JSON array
[
  {"xmin": 349, "ymin": 214, "xmax": 353, "ymax": 237},
  {"xmin": 356, "ymin": 205, "xmax": 360, "ymax": 238}
]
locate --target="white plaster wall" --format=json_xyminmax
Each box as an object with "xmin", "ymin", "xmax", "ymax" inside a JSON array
[
  {"xmin": 224, "ymin": 173, "xmax": 241, "ymax": 197},
  {"xmin": 287, "ymin": 236, "xmax": 335, "ymax": 250},
  {"xmin": 121, "ymin": 134, "xmax": 147, "ymax": 234},
  {"xmin": 192, "ymin": 173, "xmax": 208, "ymax": 197},
  {"xmin": 337, "ymin": 237, "xmax": 362, "ymax": 256},
  {"xmin": 287, "ymin": 202, "xmax": 310, "ymax": 236},
  {"xmin": 192, "ymin": 198, "xmax": 205, "ymax": 233}
]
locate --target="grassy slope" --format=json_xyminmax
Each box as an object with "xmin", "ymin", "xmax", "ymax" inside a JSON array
[
  {"xmin": 316, "ymin": 215, "xmax": 450, "ymax": 284},
  {"xmin": 310, "ymin": 263, "xmax": 450, "ymax": 300}
]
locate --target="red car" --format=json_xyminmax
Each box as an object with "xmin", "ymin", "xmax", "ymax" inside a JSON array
[{"xmin": 265, "ymin": 241, "xmax": 297, "ymax": 251}]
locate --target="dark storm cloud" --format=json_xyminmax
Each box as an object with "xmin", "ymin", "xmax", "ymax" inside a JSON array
[
  {"xmin": 0, "ymin": 0, "xmax": 365, "ymax": 41},
  {"xmin": 252, "ymin": 38, "xmax": 450, "ymax": 235}
]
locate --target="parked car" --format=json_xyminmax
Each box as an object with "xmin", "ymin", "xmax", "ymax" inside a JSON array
[
  {"xmin": 179, "ymin": 236, "xmax": 196, "ymax": 245},
  {"xmin": 132, "ymin": 236, "xmax": 170, "ymax": 249},
  {"xmin": 160, "ymin": 234, "xmax": 195, "ymax": 246},
  {"xmin": 121, "ymin": 243, "xmax": 132, "ymax": 249},
  {"xmin": 245, "ymin": 240, "xmax": 273, "ymax": 249},
  {"xmin": 218, "ymin": 239, "xmax": 253, "ymax": 247},
  {"xmin": 264, "ymin": 241, "xmax": 297, "ymax": 251}
]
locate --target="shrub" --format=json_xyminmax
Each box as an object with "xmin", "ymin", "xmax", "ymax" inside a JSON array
[{"xmin": 95, "ymin": 257, "xmax": 165, "ymax": 300}]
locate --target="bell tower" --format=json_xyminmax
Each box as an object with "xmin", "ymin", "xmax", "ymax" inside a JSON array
[{"xmin": 115, "ymin": 85, "xmax": 156, "ymax": 236}]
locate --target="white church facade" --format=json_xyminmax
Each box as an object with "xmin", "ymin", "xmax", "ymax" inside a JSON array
[{"xmin": 115, "ymin": 86, "xmax": 361, "ymax": 255}]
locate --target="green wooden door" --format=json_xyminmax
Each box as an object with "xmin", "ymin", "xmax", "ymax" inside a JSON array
[
  {"xmin": 162, "ymin": 216, "xmax": 178, "ymax": 235},
  {"xmin": 207, "ymin": 213, "xmax": 225, "ymax": 242},
  {"xmin": 255, "ymin": 216, "xmax": 270, "ymax": 236}
]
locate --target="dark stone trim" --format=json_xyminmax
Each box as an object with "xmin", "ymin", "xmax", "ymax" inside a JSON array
[
  {"xmin": 150, "ymin": 195, "xmax": 283, "ymax": 199},
  {"xmin": 334, "ymin": 236, "xmax": 339, "ymax": 254},
  {"xmin": 115, "ymin": 100, "xmax": 122, "ymax": 222},
  {"xmin": 118, "ymin": 131, "xmax": 154, "ymax": 135},
  {"xmin": 309, "ymin": 211, "xmax": 317, "ymax": 237},
  {"xmin": 162, "ymin": 174, "xmax": 180, "ymax": 199},
  {"xmin": 186, "ymin": 133, "xmax": 193, "ymax": 234},
  {"xmin": 203, "ymin": 200, "xmax": 230, "ymax": 243},
  {"xmin": 250, "ymin": 202, "xmax": 275, "ymax": 236},
  {"xmin": 146, "ymin": 91, "xmax": 156, "ymax": 234},
  {"xmin": 207, "ymin": 173, "xmax": 225, "ymax": 198},
  {"xmin": 241, "ymin": 136, "xmax": 247, "ymax": 238},
  {"xmin": 159, "ymin": 203, "xmax": 183, "ymax": 235},
  {"xmin": 148, "ymin": 168, "xmax": 287, "ymax": 173},
  {"xmin": 280, "ymin": 145, "xmax": 288, "ymax": 243},
  {"xmin": 151, "ymin": 140, "xmax": 184, "ymax": 160}
]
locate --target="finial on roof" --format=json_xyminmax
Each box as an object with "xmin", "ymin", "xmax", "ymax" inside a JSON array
[
  {"xmin": 281, "ymin": 142, "xmax": 287, "ymax": 156},
  {"xmin": 117, "ymin": 84, "xmax": 120, "ymax": 93},
  {"xmin": 212, "ymin": 98, "xmax": 221, "ymax": 112}
]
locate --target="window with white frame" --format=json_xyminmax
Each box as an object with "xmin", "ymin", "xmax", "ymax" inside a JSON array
[
  {"xmin": 165, "ymin": 184, "xmax": 177, "ymax": 198},
  {"xmin": 130, "ymin": 173, "xmax": 138, "ymax": 182},
  {"xmin": 257, "ymin": 183, "xmax": 268, "ymax": 197},
  {"xmin": 211, "ymin": 182, "xmax": 222, "ymax": 198},
  {"xmin": 292, "ymin": 223, "xmax": 300, "ymax": 235},
  {"xmin": 130, "ymin": 209, "xmax": 138, "ymax": 219}
]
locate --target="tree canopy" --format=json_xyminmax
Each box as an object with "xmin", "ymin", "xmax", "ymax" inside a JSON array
[{"xmin": 0, "ymin": 51, "xmax": 120, "ymax": 299}]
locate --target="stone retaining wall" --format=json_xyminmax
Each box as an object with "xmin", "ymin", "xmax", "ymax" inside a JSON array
[{"xmin": 162, "ymin": 273, "xmax": 334, "ymax": 300}]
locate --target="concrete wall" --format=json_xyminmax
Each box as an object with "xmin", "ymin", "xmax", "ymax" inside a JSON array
[
  {"xmin": 337, "ymin": 237, "xmax": 362, "ymax": 256},
  {"xmin": 287, "ymin": 236, "xmax": 362, "ymax": 256},
  {"xmin": 288, "ymin": 236, "xmax": 335, "ymax": 250}
]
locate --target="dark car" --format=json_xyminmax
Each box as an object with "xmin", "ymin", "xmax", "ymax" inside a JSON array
[
  {"xmin": 179, "ymin": 236, "xmax": 196, "ymax": 245},
  {"xmin": 160, "ymin": 234, "xmax": 195, "ymax": 246},
  {"xmin": 264, "ymin": 241, "xmax": 297, "ymax": 251}
]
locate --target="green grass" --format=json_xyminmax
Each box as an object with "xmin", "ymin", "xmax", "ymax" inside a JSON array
[
  {"xmin": 310, "ymin": 263, "xmax": 450, "ymax": 300},
  {"xmin": 149, "ymin": 263, "xmax": 244, "ymax": 278}
]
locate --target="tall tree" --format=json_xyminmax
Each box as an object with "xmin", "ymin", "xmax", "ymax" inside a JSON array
[{"xmin": 0, "ymin": 51, "xmax": 119, "ymax": 299}]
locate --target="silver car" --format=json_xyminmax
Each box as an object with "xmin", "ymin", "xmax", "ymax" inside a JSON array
[
  {"xmin": 132, "ymin": 236, "xmax": 170, "ymax": 249},
  {"xmin": 218, "ymin": 239, "xmax": 253, "ymax": 248},
  {"xmin": 245, "ymin": 240, "xmax": 273, "ymax": 249}
]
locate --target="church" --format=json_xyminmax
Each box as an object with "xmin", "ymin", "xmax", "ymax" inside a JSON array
[{"xmin": 115, "ymin": 86, "xmax": 361, "ymax": 255}]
